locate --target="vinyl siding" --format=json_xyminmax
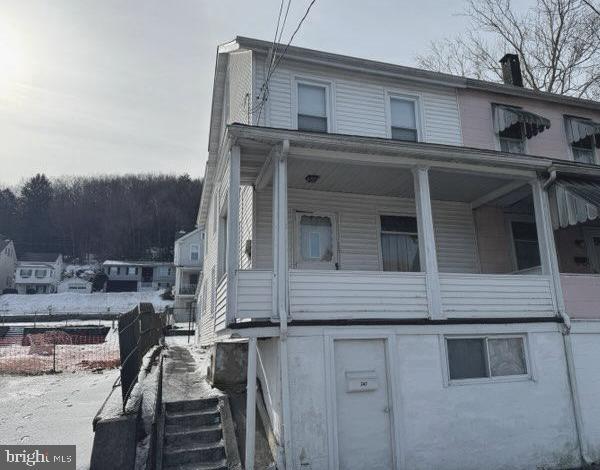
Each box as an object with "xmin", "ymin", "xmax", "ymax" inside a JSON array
[
  {"xmin": 228, "ymin": 50, "xmax": 253, "ymax": 124},
  {"xmin": 256, "ymin": 56, "xmax": 462, "ymax": 146},
  {"xmin": 239, "ymin": 185, "xmax": 254, "ymax": 270},
  {"xmin": 254, "ymin": 187, "xmax": 479, "ymax": 273}
]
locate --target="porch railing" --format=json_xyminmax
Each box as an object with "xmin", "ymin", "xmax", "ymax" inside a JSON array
[{"xmin": 178, "ymin": 284, "xmax": 198, "ymax": 296}]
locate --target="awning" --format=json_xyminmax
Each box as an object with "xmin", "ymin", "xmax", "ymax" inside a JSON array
[
  {"xmin": 493, "ymin": 104, "xmax": 551, "ymax": 139},
  {"xmin": 550, "ymin": 175, "xmax": 600, "ymax": 228},
  {"xmin": 565, "ymin": 117, "xmax": 600, "ymax": 148}
]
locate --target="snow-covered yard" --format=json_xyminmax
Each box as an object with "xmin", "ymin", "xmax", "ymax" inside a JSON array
[
  {"xmin": 0, "ymin": 291, "xmax": 173, "ymax": 316},
  {"xmin": 0, "ymin": 369, "xmax": 119, "ymax": 470}
]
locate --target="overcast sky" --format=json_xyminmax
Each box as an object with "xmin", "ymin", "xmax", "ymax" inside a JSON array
[{"xmin": 0, "ymin": 0, "xmax": 474, "ymax": 187}]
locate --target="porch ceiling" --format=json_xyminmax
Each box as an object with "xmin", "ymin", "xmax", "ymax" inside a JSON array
[{"xmin": 282, "ymin": 157, "xmax": 516, "ymax": 202}]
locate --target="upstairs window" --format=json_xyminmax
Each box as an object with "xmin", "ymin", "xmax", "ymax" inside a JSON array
[
  {"xmin": 499, "ymin": 123, "xmax": 526, "ymax": 153},
  {"xmin": 380, "ymin": 215, "xmax": 420, "ymax": 272},
  {"xmin": 565, "ymin": 116, "xmax": 600, "ymax": 165},
  {"xmin": 297, "ymin": 83, "xmax": 328, "ymax": 132},
  {"xmin": 190, "ymin": 244, "xmax": 200, "ymax": 262},
  {"xmin": 35, "ymin": 269, "xmax": 47, "ymax": 278},
  {"xmin": 20, "ymin": 269, "xmax": 32, "ymax": 278},
  {"xmin": 511, "ymin": 221, "xmax": 540, "ymax": 271},
  {"xmin": 390, "ymin": 97, "xmax": 418, "ymax": 142}
]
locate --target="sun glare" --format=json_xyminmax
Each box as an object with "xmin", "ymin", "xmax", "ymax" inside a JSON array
[{"xmin": 0, "ymin": 21, "xmax": 31, "ymax": 100}]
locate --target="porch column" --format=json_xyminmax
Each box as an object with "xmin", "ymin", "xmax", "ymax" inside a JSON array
[
  {"xmin": 225, "ymin": 145, "xmax": 241, "ymax": 326},
  {"xmin": 271, "ymin": 141, "xmax": 289, "ymax": 319},
  {"xmin": 531, "ymin": 177, "xmax": 567, "ymax": 318},
  {"xmin": 413, "ymin": 167, "xmax": 443, "ymax": 319}
]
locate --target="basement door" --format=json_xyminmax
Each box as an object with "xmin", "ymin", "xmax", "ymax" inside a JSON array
[{"xmin": 333, "ymin": 339, "xmax": 394, "ymax": 470}]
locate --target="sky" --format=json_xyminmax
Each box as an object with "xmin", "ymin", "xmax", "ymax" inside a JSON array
[{"xmin": 0, "ymin": 0, "xmax": 473, "ymax": 187}]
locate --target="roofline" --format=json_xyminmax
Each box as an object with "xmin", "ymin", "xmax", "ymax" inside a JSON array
[
  {"xmin": 175, "ymin": 227, "xmax": 203, "ymax": 244},
  {"xmin": 233, "ymin": 36, "xmax": 600, "ymax": 112}
]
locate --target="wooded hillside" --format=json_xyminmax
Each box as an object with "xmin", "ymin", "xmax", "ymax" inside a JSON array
[{"xmin": 0, "ymin": 174, "xmax": 202, "ymax": 261}]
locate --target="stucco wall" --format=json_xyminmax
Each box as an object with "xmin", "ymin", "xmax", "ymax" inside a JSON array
[{"xmin": 280, "ymin": 325, "xmax": 581, "ymax": 470}]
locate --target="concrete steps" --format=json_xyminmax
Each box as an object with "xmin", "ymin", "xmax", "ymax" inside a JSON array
[{"xmin": 162, "ymin": 397, "xmax": 227, "ymax": 470}]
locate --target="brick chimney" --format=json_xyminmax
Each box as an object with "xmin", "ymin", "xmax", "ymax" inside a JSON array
[{"xmin": 500, "ymin": 53, "xmax": 523, "ymax": 87}]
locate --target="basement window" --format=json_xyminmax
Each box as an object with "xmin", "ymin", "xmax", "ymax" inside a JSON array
[{"xmin": 445, "ymin": 336, "xmax": 528, "ymax": 383}]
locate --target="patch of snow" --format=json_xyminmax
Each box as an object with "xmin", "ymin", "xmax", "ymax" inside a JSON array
[{"xmin": 0, "ymin": 291, "xmax": 173, "ymax": 316}]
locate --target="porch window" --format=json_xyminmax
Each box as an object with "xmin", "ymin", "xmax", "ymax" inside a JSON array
[
  {"xmin": 390, "ymin": 97, "xmax": 418, "ymax": 142},
  {"xmin": 446, "ymin": 336, "xmax": 528, "ymax": 381},
  {"xmin": 511, "ymin": 221, "xmax": 540, "ymax": 270},
  {"xmin": 379, "ymin": 215, "xmax": 420, "ymax": 272},
  {"xmin": 299, "ymin": 215, "xmax": 333, "ymax": 262},
  {"xmin": 297, "ymin": 83, "xmax": 328, "ymax": 132}
]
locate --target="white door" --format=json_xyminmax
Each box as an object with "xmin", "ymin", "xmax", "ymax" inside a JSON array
[
  {"xmin": 294, "ymin": 212, "xmax": 338, "ymax": 270},
  {"xmin": 334, "ymin": 339, "xmax": 394, "ymax": 470}
]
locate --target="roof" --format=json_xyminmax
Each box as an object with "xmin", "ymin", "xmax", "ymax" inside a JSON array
[
  {"xmin": 174, "ymin": 228, "xmax": 203, "ymax": 245},
  {"xmin": 19, "ymin": 252, "xmax": 61, "ymax": 263},
  {"xmin": 0, "ymin": 239, "xmax": 11, "ymax": 252}
]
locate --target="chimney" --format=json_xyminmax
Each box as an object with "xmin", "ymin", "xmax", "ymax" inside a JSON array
[{"xmin": 500, "ymin": 53, "xmax": 523, "ymax": 87}]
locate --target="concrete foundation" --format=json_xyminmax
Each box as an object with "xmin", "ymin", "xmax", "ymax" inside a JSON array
[{"xmin": 207, "ymin": 341, "xmax": 248, "ymax": 388}]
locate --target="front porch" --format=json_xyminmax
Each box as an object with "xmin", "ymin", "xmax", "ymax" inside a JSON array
[{"xmin": 213, "ymin": 126, "xmax": 565, "ymax": 328}]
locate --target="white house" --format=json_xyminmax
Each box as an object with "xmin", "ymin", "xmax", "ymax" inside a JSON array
[
  {"xmin": 173, "ymin": 228, "xmax": 204, "ymax": 322},
  {"xmin": 102, "ymin": 260, "xmax": 175, "ymax": 292},
  {"xmin": 0, "ymin": 237, "xmax": 17, "ymax": 293},
  {"xmin": 196, "ymin": 37, "xmax": 600, "ymax": 470},
  {"xmin": 14, "ymin": 252, "xmax": 63, "ymax": 294}
]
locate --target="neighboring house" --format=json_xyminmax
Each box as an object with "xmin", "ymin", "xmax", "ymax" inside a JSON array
[
  {"xmin": 102, "ymin": 260, "xmax": 175, "ymax": 292},
  {"xmin": 0, "ymin": 236, "xmax": 17, "ymax": 293},
  {"xmin": 57, "ymin": 277, "xmax": 92, "ymax": 294},
  {"xmin": 14, "ymin": 252, "xmax": 63, "ymax": 294},
  {"xmin": 173, "ymin": 228, "xmax": 204, "ymax": 322},
  {"xmin": 196, "ymin": 37, "xmax": 600, "ymax": 470}
]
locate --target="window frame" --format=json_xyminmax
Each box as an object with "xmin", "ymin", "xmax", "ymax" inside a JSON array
[
  {"xmin": 385, "ymin": 91, "xmax": 423, "ymax": 142},
  {"xmin": 293, "ymin": 211, "xmax": 339, "ymax": 269},
  {"xmin": 506, "ymin": 214, "xmax": 541, "ymax": 272},
  {"xmin": 292, "ymin": 76, "xmax": 334, "ymax": 133},
  {"xmin": 376, "ymin": 212, "xmax": 421, "ymax": 272},
  {"xmin": 492, "ymin": 104, "xmax": 528, "ymax": 154},
  {"xmin": 564, "ymin": 115, "xmax": 598, "ymax": 165},
  {"xmin": 190, "ymin": 244, "xmax": 200, "ymax": 262},
  {"xmin": 443, "ymin": 334, "xmax": 532, "ymax": 386}
]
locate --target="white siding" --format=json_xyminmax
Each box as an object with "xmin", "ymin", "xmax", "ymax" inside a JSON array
[
  {"xmin": 440, "ymin": 273, "xmax": 556, "ymax": 317},
  {"xmin": 256, "ymin": 57, "xmax": 462, "ymax": 145},
  {"xmin": 228, "ymin": 50, "xmax": 253, "ymax": 124},
  {"xmin": 214, "ymin": 274, "xmax": 228, "ymax": 330},
  {"xmin": 239, "ymin": 185, "xmax": 254, "ymax": 270},
  {"xmin": 254, "ymin": 187, "xmax": 479, "ymax": 273},
  {"xmin": 289, "ymin": 270, "xmax": 427, "ymax": 319},
  {"xmin": 237, "ymin": 270, "xmax": 273, "ymax": 319}
]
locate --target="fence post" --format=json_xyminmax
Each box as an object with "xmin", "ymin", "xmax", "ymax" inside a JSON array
[{"xmin": 52, "ymin": 341, "xmax": 57, "ymax": 373}]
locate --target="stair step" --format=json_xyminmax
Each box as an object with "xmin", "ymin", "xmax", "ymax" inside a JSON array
[
  {"xmin": 165, "ymin": 425, "xmax": 222, "ymax": 447},
  {"xmin": 163, "ymin": 459, "xmax": 227, "ymax": 470},
  {"xmin": 166, "ymin": 398, "xmax": 219, "ymax": 413},
  {"xmin": 163, "ymin": 443, "xmax": 226, "ymax": 467},
  {"xmin": 165, "ymin": 408, "xmax": 221, "ymax": 428}
]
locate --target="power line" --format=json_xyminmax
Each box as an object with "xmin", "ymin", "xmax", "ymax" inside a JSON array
[{"xmin": 255, "ymin": 0, "xmax": 318, "ymax": 124}]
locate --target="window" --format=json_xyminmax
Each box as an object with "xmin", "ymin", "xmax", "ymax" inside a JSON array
[
  {"xmin": 190, "ymin": 244, "xmax": 200, "ymax": 262},
  {"xmin": 499, "ymin": 123, "xmax": 526, "ymax": 153},
  {"xmin": 109, "ymin": 266, "xmax": 118, "ymax": 275},
  {"xmin": 565, "ymin": 116, "xmax": 599, "ymax": 164},
  {"xmin": 20, "ymin": 269, "xmax": 32, "ymax": 278},
  {"xmin": 390, "ymin": 97, "xmax": 418, "ymax": 141},
  {"xmin": 572, "ymin": 135, "xmax": 595, "ymax": 164},
  {"xmin": 127, "ymin": 267, "xmax": 137, "ymax": 276},
  {"xmin": 35, "ymin": 269, "xmax": 47, "ymax": 278},
  {"xmin": 380, "ymin": 215, "xmax": 420, "ymax": 272},
  {"xmin": 297, "ymin": 83, "xmax": 328, "ymax": 132},
  {"xmin": 158, "ymin": 266, "xmax": 172, "ymax": 277},
  {"xmin": 511, "ymin": 221, "xmax": 540, "ymax": 270},
  {"xmin": 446, "ymin": 336, "xmax": 528, "ymax": 381},
  {"xmin": 299, "ymin": 215, "xmax": 333, "ymax": 262}
]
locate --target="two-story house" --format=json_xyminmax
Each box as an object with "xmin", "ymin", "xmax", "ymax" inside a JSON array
[
  {"xmin": 103, "ymin": 260, "xmax": 175, "ymax": 292},
  {"xmin": 14, "ymin": 252, "xmax": 63, "ymax": 294},
  {"xmin": 0, "ymin": 236, "xmax": 17, "ymax": 293},
  {"xmin": 195, "ymin": 38, "xmax": 600, "ymax": 470},
  {"xmin": 173, "ymin": 228, "xmax": 204, "ymax": 321}
]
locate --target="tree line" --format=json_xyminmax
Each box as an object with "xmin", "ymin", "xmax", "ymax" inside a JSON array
[{"xmin": 0, "ymin": 174, "xmax": 202, "ymax": 262}]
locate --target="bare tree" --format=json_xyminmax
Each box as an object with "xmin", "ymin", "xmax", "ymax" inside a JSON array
[{"xmin": 417, "ymin": 0, "xmax": 600, "ymax": 99}]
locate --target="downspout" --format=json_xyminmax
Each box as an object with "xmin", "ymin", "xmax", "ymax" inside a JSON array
[
  {"xmin": 543, "ymin": 166, "xmax": 592, "ymax": 465},
  {"xmin": 276, "ymin": 140, "xmax": 293, "ymax": 470}
]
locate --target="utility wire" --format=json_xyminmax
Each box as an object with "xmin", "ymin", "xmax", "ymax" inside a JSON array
[{"xmin": 255, "ymin": 0, "xmax": 318, "ymax": 124}]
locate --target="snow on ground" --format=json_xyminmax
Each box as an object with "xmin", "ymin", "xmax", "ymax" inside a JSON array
[
  {"xmin": 0, "ymin": 291, "xmax": 173, "ymax": 316},
  {"xmin": 0, "ymin": 369, "xmax": 119, "ymax": 470}
]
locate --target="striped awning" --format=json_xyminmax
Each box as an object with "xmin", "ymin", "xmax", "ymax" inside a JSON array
[
  {"xmin": 565, "ymin": 117, "xmax": 600, "ymax": 148},
  {"xmin": 550, "ymin": 176, "xmax": 600, "ymax": 228},
  {"xmin": 493, "ymin": 105, "xmax": 551, "ymax": 139}
]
